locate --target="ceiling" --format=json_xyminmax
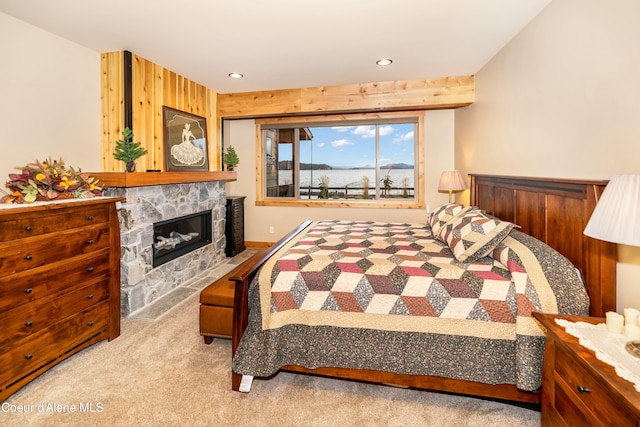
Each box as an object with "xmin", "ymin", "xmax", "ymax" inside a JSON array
[{"xmin": 0, "ymin": 0, "xmax": 550, "ymax": 94}]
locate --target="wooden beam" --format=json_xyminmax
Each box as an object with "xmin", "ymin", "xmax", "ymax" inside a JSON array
[
  {"xmin": 90, "ymin": 171, "xmax": 236, "ymax": 188},
  {"xmin": 217, "ymin": 75, "xmax": 474, "ymax": 118}
]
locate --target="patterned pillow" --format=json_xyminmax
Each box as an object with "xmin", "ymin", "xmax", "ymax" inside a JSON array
[
  {"xmin": 428, "ymin": 203, "xmax": 474, "ymax": 236},
  {"xmin": 437, "ymin": 210, "xmax": 514, "ymax": 263}
]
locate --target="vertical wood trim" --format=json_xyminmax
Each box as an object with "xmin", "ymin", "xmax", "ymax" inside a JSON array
[
  {"xmin": 415, "ymin": 111, "xmax": 425, "ymax": 205},
  {"xmin": 208, "ymin": 90, "xmax": 220, "ymax": 169},
  {"xmin": 255, "ymin": 124, "xmax": 264, "ymax": 201},
  {"xmin": 123, "ymin": 51, "xmax": 132, "ymax": 130}
]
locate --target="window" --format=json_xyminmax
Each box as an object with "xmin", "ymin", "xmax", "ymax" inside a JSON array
[{"xmin": 257, "ymin": 112, "xmax": 424, "ymax": 208}]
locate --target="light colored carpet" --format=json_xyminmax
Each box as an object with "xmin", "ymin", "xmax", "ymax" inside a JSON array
[{"xmin": 2, "ymin": 290, "xmax": 540, "ymax": 427}]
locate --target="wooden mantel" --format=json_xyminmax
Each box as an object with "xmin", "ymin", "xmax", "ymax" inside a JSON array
[{"xmin": 90, "ymin": 171, "xmax": 236, "ymax": 188}]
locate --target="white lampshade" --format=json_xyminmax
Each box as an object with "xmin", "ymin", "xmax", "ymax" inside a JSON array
[
  {"xmin": 584, "ymin": 174, "xmax": 640, "ymax": 246},
  {"xmin": 438, "ymin": 170, "xmax": 467, "ymax": 203},
  {"xmin": 438, "ymin": 170, "xmax": 467, "ymax": 192}
]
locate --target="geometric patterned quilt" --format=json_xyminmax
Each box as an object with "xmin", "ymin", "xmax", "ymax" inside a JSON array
[
  {"xmin": 233, "ymin": 220, "xmax": 590, "ymax": 391},
  {"xmin": 263, "ymin": 220, "xmax": 554, "ymax": 337}
]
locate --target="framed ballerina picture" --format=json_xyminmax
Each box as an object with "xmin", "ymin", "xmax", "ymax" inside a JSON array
[{"xmin": 163, "ymin": 106, "xmax": 209, "ymax": 171}]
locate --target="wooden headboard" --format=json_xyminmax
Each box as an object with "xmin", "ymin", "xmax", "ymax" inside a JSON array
[{"xmin": 470, "ymin": 174, "xmax": 616, "ymax": 317}]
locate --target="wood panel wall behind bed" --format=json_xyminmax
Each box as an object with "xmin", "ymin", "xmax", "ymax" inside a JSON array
[{"xmin": 470, "ymin": 174, "xmax": 616, "ymax": 317}]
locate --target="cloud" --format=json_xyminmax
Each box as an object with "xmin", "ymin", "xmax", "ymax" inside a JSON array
[
  {"xmin": 352, "ymin": 126, "xmax": 375, "ymax": 138},
  {"xmin": 331, "ymin": 139, "xmax": 353, "ymax": 147},
  {"xmin": 379, "ymin": 125, "xmax": 394, "ymax": 136},
  {"xmin": 393, "ymin": 130, "xmax": 414, "ymax": 143},
  {"xmin": 352, "ymin": 125, "xmax": 395, "ymax": 138},
  {"xmin": 316, "ymin": 142, "xmax": 325, "ymax": 148},
  {"xmin": 331, "ymin": 126, "xmax": 352, "ymax": 132}
]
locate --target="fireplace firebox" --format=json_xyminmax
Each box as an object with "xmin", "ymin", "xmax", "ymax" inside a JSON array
[{"xmin": 153, "ymin": 210, "xmax": 212, "ymax": 267}]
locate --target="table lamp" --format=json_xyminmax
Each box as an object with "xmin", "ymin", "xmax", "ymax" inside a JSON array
[
  {"xmin": 438, "ymin": 170, "xmax": 467, "ymax": 203},
  {"xmin": 583, "ymin": 174, "xmax": 640, "ymax": 356}
]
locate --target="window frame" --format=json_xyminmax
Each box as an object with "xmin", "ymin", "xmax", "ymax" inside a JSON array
[{"xmin": 255, "ymin": 111, "xmax": 425, "ymax": 209}]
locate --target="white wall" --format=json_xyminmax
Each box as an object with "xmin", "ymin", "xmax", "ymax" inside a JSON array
[
  {"xmin": 455, "ymin": 0, "xmax": 640, "ymax": 312},
  {"xmin": 224, "ymin": 110, "xmax": 457, "ymax": 243},
  {"xmin": 0, "ymin": 12, "xmax": 102, "ymax": 181}
]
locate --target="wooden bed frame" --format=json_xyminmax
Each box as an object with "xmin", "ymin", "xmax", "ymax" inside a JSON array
[{"xmin": 228, "ymin": 175, "xmax": 617, "ymax": 404}]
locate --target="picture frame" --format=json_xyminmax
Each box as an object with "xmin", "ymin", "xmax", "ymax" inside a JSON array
[{"xmin": 163, "ymin": 106, "xmax": 209, "ymax": 171}]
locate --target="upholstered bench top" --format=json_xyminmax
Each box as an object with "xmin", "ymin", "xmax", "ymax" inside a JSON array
[{"xmin": 200, "ymin": 273, "xmax": 235, "ymax": 307}]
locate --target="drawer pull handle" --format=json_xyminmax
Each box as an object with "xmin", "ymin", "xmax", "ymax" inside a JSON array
[
  {"xmin": 25, "ymin": 354, "xmax": 33, "ymax": 360},
  {"xmin": 87, "ymin": 294, "xmax": 94, "ymax": 299},
  {"xmin": 87, "ymin": 239, "xmax": 94, "ymax": 245},
  {"xmin": 25, "ymin": 321, "xmax": 33, "ymax": 327},
  {"xmin": 87, "ymin": 266, "xmax": 94, "ymax": 272},
  {"xmin": 88, "ymin": 321, "xmax": 94, "ymax": 327},
  {"xmin": 87, "ymin": 215, "xmax": 94, "ymax": 221},
  {"xmin": 25, "ymin": 225, "xmax": 33, "ymax": 231},
  {"xmin": 24, "ymin": 288, "xmax": 33, "ymax": 294},
  {"xmin": 577, "ymin": 385, "xmax": 591, "ymax": 394},
  {"xmin": 25, "ymin": 254, "xmax": 33, "ymax": 261}
]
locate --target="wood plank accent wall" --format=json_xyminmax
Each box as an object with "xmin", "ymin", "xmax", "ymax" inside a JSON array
[
  {"xmin": 217, "ymin": 75, "xmax": 474, "ymax": 118},
  {"xmin": 100, "ymin": 51, "xmax": 220, "ymax": 172}
]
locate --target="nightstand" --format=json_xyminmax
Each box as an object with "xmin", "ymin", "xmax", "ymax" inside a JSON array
[{"xmin": 533, "ymin": 312, "xmax": 640, "ymax": 427}]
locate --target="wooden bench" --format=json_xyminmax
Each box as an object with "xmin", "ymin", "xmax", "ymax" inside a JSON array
[
  {"xmin": 199, "ymin": 270, "xmax": 236, "ymax": 342},
  {"xmin": 199, "ymin": 248, "xmax": 268, "ymax": 343}
]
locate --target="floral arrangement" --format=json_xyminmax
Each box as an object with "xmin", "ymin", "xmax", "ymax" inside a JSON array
[{"xmin": 1, "ymin": 158, "xmax": 103, "ymax": 204}]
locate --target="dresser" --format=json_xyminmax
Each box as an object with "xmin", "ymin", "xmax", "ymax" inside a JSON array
[
  {"xmin": 225, "ymin": 196, "xmax": 246, "ymax": 257},
  {"xmin": 0, "ymin": 198, "xmax": 123, "ymax": 401},
  {"xmin": 533, "ymin": 312, "xmax": 640, "ymax": 426}
]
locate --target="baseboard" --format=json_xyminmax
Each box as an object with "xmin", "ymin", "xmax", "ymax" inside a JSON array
[{"xmin": 244, "ymin": 241, "xmax": 274, "ymax": 248}]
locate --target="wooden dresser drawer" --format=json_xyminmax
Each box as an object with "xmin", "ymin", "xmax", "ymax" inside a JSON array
[
  {"xmin": 0, "ymin": 224, "xmax": 110, "ymax": 276},
  {"xmin": 0, "ymin": 250, "xmax": 110, "ymax": 312},
  {"xmin": 554, "ymin": 336, "xmax": 638, "ymax": 426},
  {"xmin": 0, "ymin": 301, "xmax": 110, "ymax": 386},
  {"xmin": 0, "ymin": 205, "xmax": 109, "ymax": 241},
  {"xmin": 0, "ymin": 279, "xmax": 109, "ymax": 350}
]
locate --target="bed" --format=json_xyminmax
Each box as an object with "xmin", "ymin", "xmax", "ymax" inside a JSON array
[{"xmin": 227, "ymin": 175, "xmax": 617, "ymax": 404}]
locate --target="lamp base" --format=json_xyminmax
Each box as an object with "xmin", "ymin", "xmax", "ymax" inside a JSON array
[{"xmin": 625, "ymin": 340, "xmax": 640, "ymax": 358}]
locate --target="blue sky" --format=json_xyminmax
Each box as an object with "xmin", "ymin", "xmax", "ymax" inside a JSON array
[{"xmin": 280, "ymin": 123, "xmax": 415, "ymax": 169}]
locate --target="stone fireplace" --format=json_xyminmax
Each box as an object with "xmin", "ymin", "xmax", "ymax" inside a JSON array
[{"xmin": 103, "ymin": 179, "xmax": 227, "ymax": 316}]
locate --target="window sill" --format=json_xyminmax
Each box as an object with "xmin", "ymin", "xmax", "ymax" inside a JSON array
[{"xmin": 255, "ymin": 199, "xmax": 425, "ymax": 209}]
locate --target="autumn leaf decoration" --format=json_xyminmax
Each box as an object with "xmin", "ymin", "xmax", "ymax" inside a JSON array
[{"xmin": 1, "ymin": 157, "xmax": 103, "ymax": 204}]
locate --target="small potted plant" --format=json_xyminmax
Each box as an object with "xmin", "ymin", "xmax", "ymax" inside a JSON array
[
  {"xmin": 113, "ymin": 127, "xmax": 147, "ymax": 172},
  {"xmin": 222, "ymin": 145, "xmax": 239, "ymax": 171}
]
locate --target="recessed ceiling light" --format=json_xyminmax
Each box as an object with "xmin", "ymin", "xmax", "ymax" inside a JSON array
[
  {"xmin": 376, "ymin": 58, "xmax": 392, "ymax": 66},
  {"xmin": 228, "ymin": 72, "xmax": 244, "ymax": 79}
]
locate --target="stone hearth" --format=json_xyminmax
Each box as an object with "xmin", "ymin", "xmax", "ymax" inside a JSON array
[{"xmin": 104, "ymin": 181, "xmax": 226, "ymax": 316}]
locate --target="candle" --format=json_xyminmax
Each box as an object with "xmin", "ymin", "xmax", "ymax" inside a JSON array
[
  {"xmin": 624, "ymin": 308, "xmax": 640, "ymax": 326},
  {"xmin": 606, "ymin": 311, "xmax": 625, "ymax": 334},
  {"xmin": 625, "ymin": 324, "xmax": 640, "ymax": 340}
]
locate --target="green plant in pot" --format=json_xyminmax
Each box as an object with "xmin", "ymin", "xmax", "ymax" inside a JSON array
[
  {"xmin": 113, "ymin": 127, "xmax": 147, "ymax": 172},
  {"xmin": 223, "ymin": 145, "xmax": 239, "ymax": 171}
]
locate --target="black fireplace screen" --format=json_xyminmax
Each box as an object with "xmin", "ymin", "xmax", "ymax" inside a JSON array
[{"xmin": 152, "ymin": 210, "xmax": 212, "ymax": 267}]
